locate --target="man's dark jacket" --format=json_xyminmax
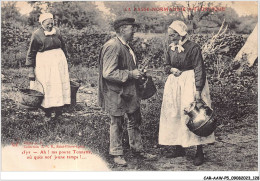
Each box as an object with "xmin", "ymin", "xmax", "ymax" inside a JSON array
[{"xmin": 98, "ymin": 37, "xmax": 142, "ymax": 116}]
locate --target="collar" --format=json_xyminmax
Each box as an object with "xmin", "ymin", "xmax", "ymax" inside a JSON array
[
  {"xmin": 43, "ymin": 27, "xmax": 56, "ymax": 36},
  {"xmin": 117, "ymin": 36, "xmax": 127, "ymax": 45},
  {"xmin": 169, "ymin": 37, "xmax": 188, "ymax": 53},
  {"xmin": 117, "ymin": 36, "xmax": 136, "ymax": 65},
  {"xmin": 179, "ymin": 37, "xmax": 188, "ymax": 46}
]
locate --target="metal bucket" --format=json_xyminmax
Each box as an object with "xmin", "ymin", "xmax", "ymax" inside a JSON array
[
  {"xmin": 140, "ymin": 76, "xmax": 157, "ymax": 100},
  {"xmin": 70, "ymin": 80, "xmax": 80, "ymax": 105},
  {"xmin": 184, "ymin": 100, "xmax": 217, "ymax": 137}
]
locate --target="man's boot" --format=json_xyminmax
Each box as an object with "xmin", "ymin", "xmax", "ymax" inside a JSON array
[{"xmin": 113, "ymin": 156, "xmax": 127, "ymax": 166}]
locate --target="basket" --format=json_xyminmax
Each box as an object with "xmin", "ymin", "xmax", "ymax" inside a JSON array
[
  {"xmin": 70, "ymin": 80, "xmax": 80, "ymax": 105},
  {"xmin": 15, "ymin": 80, "xmax": 44, "ymax": 109}
]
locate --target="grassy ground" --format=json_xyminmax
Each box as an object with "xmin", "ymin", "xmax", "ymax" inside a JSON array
[{"xmin": 1, "ymin": 66, "xmax": 258, "ymax": 171}]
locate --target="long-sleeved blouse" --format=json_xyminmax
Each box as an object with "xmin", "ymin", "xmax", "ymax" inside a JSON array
[
  {"xmin": 26, "ymin": 27, "xmax": 67, "ymax": 67},
  {"xmin": 164, "ymin": 40, "xmax": 206, "ymax": 91}
]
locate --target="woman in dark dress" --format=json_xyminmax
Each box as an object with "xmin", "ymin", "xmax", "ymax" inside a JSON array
[
  {"xmin": 26, "ymin": 13, "xmax": 71, "ymax": 122},
  {"xmin": 158, "ymin": 20, "xmax": 215, "ymax": 166}
]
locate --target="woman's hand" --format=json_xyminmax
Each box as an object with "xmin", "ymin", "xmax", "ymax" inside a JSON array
[
  {"xmin": 171, "ymin": 68, "xmax": 182, "ymax": 77},
  {"xmin": 195, "ymin": 91, "xmax": 202, "ymax": 101},
  {"xmin": 130, "ymin": 69, "xmax": 142, "ymax": 79},
  {"xmin": 28, "ymin": 67, "xmax": 35, "ymax": 81}
]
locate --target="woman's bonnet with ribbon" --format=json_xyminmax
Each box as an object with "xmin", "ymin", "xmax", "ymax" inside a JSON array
[
  {"xmin": 39, "ymin": 13, "xmax": 56, "ymax": 35},
  {"xmin": 168, "ymin": 20, "xmax": 188, "ymax": 53}
]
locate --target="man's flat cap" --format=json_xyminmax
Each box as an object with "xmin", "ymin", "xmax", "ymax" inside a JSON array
[{"xmin": 113, "ymin": 17, "xmax": 138, "ymax": 30}]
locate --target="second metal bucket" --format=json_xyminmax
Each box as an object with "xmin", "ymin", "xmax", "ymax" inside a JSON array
[{"xmin": 70, "ymin": 80, "xmax": 80, "ymax": 105}]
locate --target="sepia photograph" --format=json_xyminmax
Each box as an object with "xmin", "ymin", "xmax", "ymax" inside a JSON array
[{"xmin": 1, "ymin": 0, "xmax": 259, "ymax": 180}]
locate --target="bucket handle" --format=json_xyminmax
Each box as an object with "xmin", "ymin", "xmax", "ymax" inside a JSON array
[
  {"xmin": 195, "ymin": 99, "xmax": 206, "ymax": 104},
  {"xmin": 194, "ymin": 99, "xmax": 207, "ymax": 109},
  {"xmin": 184, "ymin": 101, "xmax": 197, "ymax": 115},
  {"xmin": 185, "ymin": 99, "xmax": 206, "ymax": 113},
  {"xmin": 31, "ymin": 79, "xmax": 45, "ymax": 95},
  {"xmin": 13, "ymin": 79, "xmax": 45, "ymax": 95}
]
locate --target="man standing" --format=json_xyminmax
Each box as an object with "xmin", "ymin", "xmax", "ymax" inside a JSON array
[{"xmin": 98, "ymin": 17, "xmax": 154, "ymax": 166}]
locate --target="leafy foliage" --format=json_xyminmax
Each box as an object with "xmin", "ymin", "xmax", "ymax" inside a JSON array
[
  {"xmin": 1, "ymin": 21, "xmax": 32, "ymax": 68},
  {"xmin": 26, "ymin": 1, "xmax": 105, "ymax": 30},
  {"xmin": 61, "ymin": 26, "xmax": 112, "ymax": 67},
  {"xmin": 48, "ymin": 2, "xmax": 103, "ymax": 29},
  {"xmin": 27, "ymin": 5, "xmax": 42, "ymax": 27},
  {"xmin": 1, "ymin": 21, "xmax": 247, "ymax": 69},
  {"xmin": 1, "ymin": 2, "xmax": 24, "ymax": 23}
]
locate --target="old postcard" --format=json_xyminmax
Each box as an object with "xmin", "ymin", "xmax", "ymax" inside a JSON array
[{"xmin": 1, "ymin": 1, "xmax": 259, "ymax": 180}]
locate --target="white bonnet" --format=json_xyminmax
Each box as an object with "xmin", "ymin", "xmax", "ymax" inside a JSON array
[
  {"xmin": 169, "ymin": 20, "xmax": 188, "ymax": 36},
  {"xmin": 39, "ymin": 13, "xmax": 53, "ymax": 24}
]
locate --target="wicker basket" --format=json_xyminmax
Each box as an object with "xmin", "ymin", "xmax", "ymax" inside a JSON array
[
  {"xmin": 15, "ymin": 80, "xmax": 44, "ymax": 109},
  {"xmin": 17, "ymin": 89, "xmax": 44, "ymax": 108}
]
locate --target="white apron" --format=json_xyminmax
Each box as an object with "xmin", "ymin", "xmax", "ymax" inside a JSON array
[
  {"xmin": 158, "ymin": 70, "xmax": 215, "ymax": 147},
  {"xmin": 30, "ymin": 48, "xmax": 71, "ymax": 108}
]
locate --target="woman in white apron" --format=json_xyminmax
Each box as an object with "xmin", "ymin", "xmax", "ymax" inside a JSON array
[
  {"xmin": 158, "ymin": 21, "xmax": 215, "ymax": 166},
  {"xmin": 26, "ymin": 13, "xmax": 71, "ymax": 122}
]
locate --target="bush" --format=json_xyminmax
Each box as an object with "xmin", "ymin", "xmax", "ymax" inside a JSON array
[
  {"xmin": 2, "ymin": 21, "xmax": 247, "ymax": 69},
  {"xmin": 1, "ymin": 21, "xmax": 32, "ymax": 68},
  {"xmin": 61, "ymin": 26, "xmax": 112, "ymax": 67}
]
